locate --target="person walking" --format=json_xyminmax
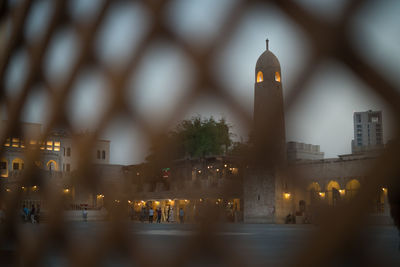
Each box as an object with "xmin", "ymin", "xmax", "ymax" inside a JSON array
[
  {"xmin": 82, "ymin": 208, "xmax": 88, "ymax": 222},
  {"xmin": 140, "ymin": 207, "xmax": 145, "ymax": 223},
  {"xmin": 156, "ymin": 207, "xmax": 162, "ymax": 223},
  {"xmin": 30, "ymin": 204, "xmax": 36, "ymax": 224},
  {"xmin": 166, "ymin": 206, "xmax": 170, "ymax": 222},
  {"xmin": 36, "ymin": 204, "xmax": 41, "ymax": 224},
  {"xmin": 169, "ymin": 207, "xmax": 174, "ymax": 223},
  {"xmin": 148, "ymin": 207, "xmax": 154, "ymax": 223},
  {"xmin": 23, "ymin": 205, "xmax": 29, "ymax": 222},
  {"xmin": 179, "ymin": 208, "xmax": 184, "ymax": 224}
]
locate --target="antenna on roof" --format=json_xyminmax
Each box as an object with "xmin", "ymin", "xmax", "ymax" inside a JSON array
[{"xmin": 266, "ymin": 39, "xmax": 269, "ymax": 50}]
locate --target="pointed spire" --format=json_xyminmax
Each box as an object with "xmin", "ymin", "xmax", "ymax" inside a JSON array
[{"xmin": 266, "ymin": 39, "xmax": 269, "ymax": 50}]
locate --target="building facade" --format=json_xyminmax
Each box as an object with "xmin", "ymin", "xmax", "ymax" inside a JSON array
[
  {"xmin": 351, "ymin": 110, "xmax": 384, "ymax": 153},
  {"xmin": 287, "ymin": 141, "xmax": 324, "ymax": 162}
]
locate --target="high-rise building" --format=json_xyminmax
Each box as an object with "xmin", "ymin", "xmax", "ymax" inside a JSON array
[{"xmin": 351, "ymin": 110, "xmax": 383, "ymax": 153}]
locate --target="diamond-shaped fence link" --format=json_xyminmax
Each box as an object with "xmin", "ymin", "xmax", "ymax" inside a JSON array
[{"xmin": 0, "ymin": 0, "xmax": 399, "ymax": 266}]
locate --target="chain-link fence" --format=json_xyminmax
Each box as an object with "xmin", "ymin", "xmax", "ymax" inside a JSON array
[{"xmin": 0, "ymin": 0, "xmax": 400, "ymax": 266}]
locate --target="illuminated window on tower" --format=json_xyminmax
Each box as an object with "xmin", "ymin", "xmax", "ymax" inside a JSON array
[
  {"xmin": 256, "ymin": 71, "xmax": 263, "ymax": 83},
  {"xmin": 275, "ymin": 72, "xmax": 281, "ymax": 82}
]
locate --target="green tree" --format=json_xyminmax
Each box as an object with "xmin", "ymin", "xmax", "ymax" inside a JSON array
[{"xmin": 146, "ymin": 116, "xmax": 233, "ymax": 162}]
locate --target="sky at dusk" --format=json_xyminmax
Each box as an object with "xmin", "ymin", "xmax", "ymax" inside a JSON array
[{"xmin": 3, "ymin": 0, "xmax": 400, "ymax": 165}]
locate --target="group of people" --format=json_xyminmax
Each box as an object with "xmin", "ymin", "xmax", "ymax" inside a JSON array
[
  {"xmin": 137, "ymin": 206, "xmax": 185, "ymax": 224},
  {"xmin": 21, "ymin": 204, "xmax": 40, "ymax": 224}
]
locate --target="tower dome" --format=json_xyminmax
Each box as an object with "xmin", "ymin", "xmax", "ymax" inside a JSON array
[{"xmin": 255, "ymin": 39, "xmax": 281, "ymax": 83}]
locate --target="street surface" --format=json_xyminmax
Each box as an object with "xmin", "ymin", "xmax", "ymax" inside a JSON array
[{"xmin": 3, "ymin": 222, "xmax": 400, "ymax": 266}]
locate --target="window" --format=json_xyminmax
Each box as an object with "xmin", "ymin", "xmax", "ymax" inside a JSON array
[
  {"xmin": 54, "ymin": 141, "xmax": 60, "ymax": 151},
  {"xmin": 275, "ymin": 72, "xmax": 281, "ymax": 82},
  {"xmin": 66, "ymin": 164, "xmax": 70, "ymax": 172},
  {"xmin": 97, "ymin": 150, "xmax": 100, "ymax": 159},
  {"xmin": 356, "ymin": 114, "xmax": 361, "ymax": 123},
  {"xmin": 13, "ymin": 163, "xmax": 19, "ymax": 170},
  {"xmin": 102, "ymin": 150, "xmax": 106, "ymax": 159},
  {"xmin": 0, "ymin": 161, "xmax": 7, "ymax": 169},
  {"xmin": 67, "ymin": 147, "xmax": 71, "ymax": 157},
  {"xmin": 256, "ymin": 71, "xmax": 263, "ymax": 83},
  {"xmin": 46, "ymin": 140, "xmax": 53, "ymax": 150}
]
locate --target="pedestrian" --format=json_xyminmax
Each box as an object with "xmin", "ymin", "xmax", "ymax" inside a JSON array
[
  {"xmin": 166, "ymin": 206, "xmax": 170, "ymax": 222},
  {"xmin": 179, "ymin": 208, "xmax": 184, "ymax": 224},
  {"xmin": 148, "ymin": 207, "xmax": 154, "ymax": 223},
  {"xmin": 23, "ymin": 205, "xmax": 29, "ymax": 222},
  {"xmin": 140, "ymin": 207, "xmax": 145, "ymax": 223},
  {"xmin": 36, "ymin": 204, "xmax": 41, "ymax": 224},
  {"xmin": 82, "ymin": 208, "xmax": 88, "ymax": 222},
  {"xmin": 30, "ymin": 204, "xmax": 36, "ymax": 224},
  {"xmin": 169, "ymin": 207, "xmax": 174, "ymax": 223},
  {"xmin": 21, "ymin": 205, "xmax": 26, "ymax": 222},
  {"xmin": 156, "ymin": 207, "xmax": 162, "ymax": 223}
]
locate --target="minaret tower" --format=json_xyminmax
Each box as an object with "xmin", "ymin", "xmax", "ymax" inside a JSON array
[
  {"xmin": 244, "ymin": 39, "xmax": 287, "ymax": 223},
  {"xmin": 254, "ymin": 39, "xmax": 286, "ymax": 166}
]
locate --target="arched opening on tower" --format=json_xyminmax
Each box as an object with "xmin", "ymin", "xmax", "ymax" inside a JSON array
[
  {"xmin": 47, "ymin": 160, "xmax": 58, "ymax": 171},
  {"xmin": 275, "ymin": 72, "xmax": 281, "ymax": 82},
  {"xmin": 256, "ymin": 71, "xmax": 263, "ymax": 83}
]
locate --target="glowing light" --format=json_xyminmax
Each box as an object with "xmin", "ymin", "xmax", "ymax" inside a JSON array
[
  {"xmin": 63, "ymin": 188, "xmax": 70, "ymax": 193},
  {"xmin": 382, "ymin": 187, "xmax": 387, "ymax": 192},
  {"xmin": 184, "ymin": 199, "xmax": 188, "ymax": 203},
  {"xmin": 46, "ymin": 141, "xmax": 53, "ymax": 146},
  {"xmin": 32, "ymin": 185, "xmax": 38, "ymax": 191},
  {"xmin": 136, "ymin": 172, "xmax": 140, "ymax": 176},
  {"xmin": 224, "ymin": 164, "xmax": 227, "ymax": 168},
  {"xmin": 339, "ymin": 189, "xmax": 345, "ymax": 195},
  {"xmin": 275, "ymin": 72, "xmax": 281, "ymax": 82},
  {"xmin": 319, "ymin": 192, "xmax": 326, "ymax": 198},
  {"xmin": 128, "ymin": 200, "xmax": 132, "ymax": 204},
  {"xmin": 114, "ymin": 199, "xmax": 120, "ymax": 203},
  {"xmin": 198, "ymin": 170, "xmax": 201, "ymax": 174},
  {"xmin": 155, "ymin": 201, "xmax": 160, "ymax": 205},
  {"xmin": 216, "ymin": 169, "xmax": 220, "ymax": 172},
  {"xmin": 283, "ymin": 192, "xmax": 291, "ymax": 199},
  {"xmin": 257, "ymin": 71, "xmax": 263, "ymax": 83},
  {"xmin": 6, "ymin": 188, "xmax": 11, "ymax": 192},
  {"xmin": 54, "ymin": 141, "xmax": 60, "ymax": 146},
  {"xmin": 30, "ymin": 140, "xmax": 37, "ymax": 145},
  {"xmin": 97, "ymin": 194, "xmax": 104, "ymax": 198}
]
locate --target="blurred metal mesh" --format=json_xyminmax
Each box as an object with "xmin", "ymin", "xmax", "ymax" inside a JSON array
[{"xmin": 0, "ymin": 0, "xmax": 399, "ymax": 266}]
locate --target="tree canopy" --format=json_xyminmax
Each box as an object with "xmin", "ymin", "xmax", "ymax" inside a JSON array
[{"xmin": 146, "ymin": 116, "xmax": 232, "ymax": 163}]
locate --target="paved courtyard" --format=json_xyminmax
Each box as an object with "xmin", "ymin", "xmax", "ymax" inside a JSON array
[{"xmin": 3, "ymin": 222, "xmax": 400, "ymax": 266}]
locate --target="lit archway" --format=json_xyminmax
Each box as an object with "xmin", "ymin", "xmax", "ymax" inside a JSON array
[
  {"xmin": 11, "ymin": 158, "xmax": 24, "ymax": 171},
  {"xmin": 346, "ymin": 179, "xmax": 360, "ymax": 198},
  {"xmin": 256, "ymin": 71, "xmax": 263, "ymax": 83},
  {"xmin": 307, "ymin": 182, "xmax": 321, "ymax": 205},
  {"xmin": 46, "ymin": 160, "xmax": 58, "ymax": 171},
  {"xmin": 326, "ymin": 180, "xmax": 341, "ymax": 205},
  {"xmin": 275, "ymin": 71, "xmax": 281, "ymax": 82}
]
